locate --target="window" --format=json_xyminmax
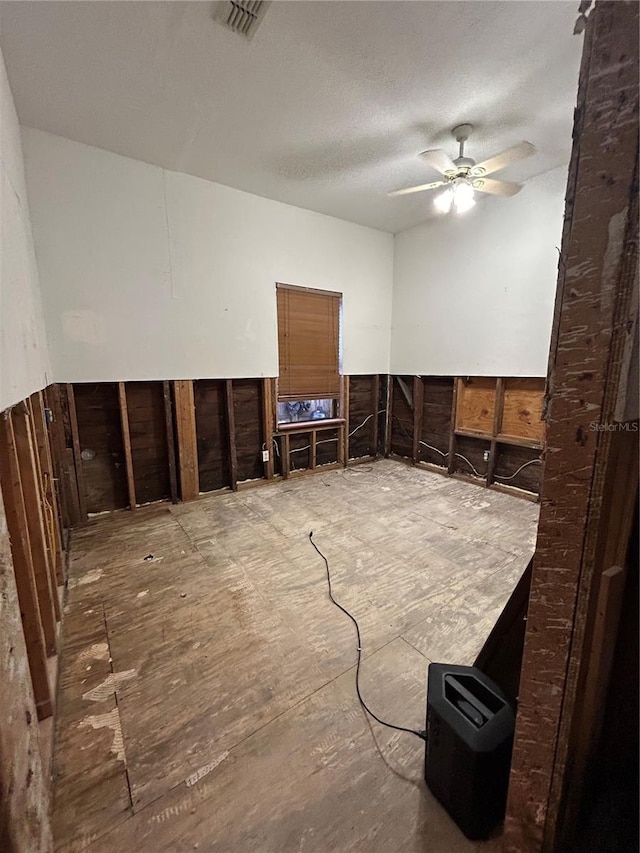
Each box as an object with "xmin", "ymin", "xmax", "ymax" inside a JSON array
[{"xmin": 276, "ymin": 284, "xmax": 342, "ymax": 424}]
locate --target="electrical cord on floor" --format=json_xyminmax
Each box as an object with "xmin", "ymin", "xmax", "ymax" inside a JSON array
[{"xmin": 308, "ymin": 531, "xmax": 427, "ymax": 743}]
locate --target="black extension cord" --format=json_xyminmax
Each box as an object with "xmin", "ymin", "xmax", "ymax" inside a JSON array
[{"xmin": 308, "ymin": 531, "xmax": 427, "ymax": 743}]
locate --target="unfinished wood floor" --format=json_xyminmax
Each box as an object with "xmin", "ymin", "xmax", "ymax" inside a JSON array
[{"xmin": 51, "ymin": 459, "xmax": 538, "ymax": 853}]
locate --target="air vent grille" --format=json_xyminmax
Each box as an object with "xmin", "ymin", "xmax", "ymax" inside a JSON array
[{"xmin": 213, "ymin": 0, "xmax": 270, "ymax": 39}]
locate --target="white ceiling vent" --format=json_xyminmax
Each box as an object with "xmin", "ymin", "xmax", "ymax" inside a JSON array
[{"xmin": 212, "ymin": 1, "xmax": 270, "ymax": 40}]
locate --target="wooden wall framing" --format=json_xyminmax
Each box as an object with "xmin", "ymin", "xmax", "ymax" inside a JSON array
[
  {"xmin": 0, "ymin": 389, "xmax": 66, "ymax": 722},
  {"xmin": 389, "ymin": 374, "xmax": 545, "ymax": 498},
  {"xmin": 46, "ymin": 372, "xmax": 544, "ymax": 524}
]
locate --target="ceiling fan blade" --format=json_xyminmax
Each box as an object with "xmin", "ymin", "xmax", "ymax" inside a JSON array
[
  {"xmin": 473, "ymin": 177, "xmax": 523, "ymax": 197},
  {"xmin": 387, "ymin": 180, "xmax": 447, "ymax": 197},
  {"xmin": 471, "ymin": 141, "xmax": 535, "ymax": 177},
  {"xmin": 418, "ymin": 149, "xmax": 457, "ymax": 175}
]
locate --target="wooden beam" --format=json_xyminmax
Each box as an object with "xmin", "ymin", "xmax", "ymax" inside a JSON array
[
  {"xmin": 343, "ymin": 375, "xmax": 350, "ymax": 464},
  {"xmin": 310, "ymin": 430, "xmax": 317, "ymax": 470},
  {"xmin": 0, "ymin": 414, "xmax": 53, "ymax": 719},
  {"xmin": 162, "ymin": 381, "xmax": 179, "ymax": 503},
  {"xmin": 45, "ymin": 384, "xmax": 81, "ymax": 528},
  {"xmin": 66, "ymin": 384, "xmax": 87, "ymax": 520},
  {"xmin": 371, "ymin": 374, "xmax": 380, "ymax": 457},
  {"xmin": 412, "ymin": 376, "xmax": 424, "ymax": 464},
  {"xmin": 337, "ymin": 423, "xmax": 346, "ymax": 467},
  {"xmin": 10, "ymin": 405, "xmax": 58, "ymax": 655},
  {"xmin": 117, "ymin": 382, "xmax": 137, "ymax": 510},
  {"xmin": 384, "ymin": 376, "xmax": 393, "ymax": 457},
  {"xmin": 173, "ymin": 380, "xmax": 199, "ymax": 501},
  {"xmin": 224, "ymin": 380, "xmax": 238, "ymax": 491},
  {"xmin": 38, "ymin": 390, "xmax": 65, "ymax": 572},
  {"xmin": 281, "ymin": 432, "xmax": 291, "ymax": 479},
  {"xmin": 486, "ymin": 378, "xmax": 504, "ymax": 487},
  {"xmin": 261, "ymin": 378, "xmax": 274, "ymax": 480},
  {"xmin": 24, "ymin": 401, "xmax": 61, "ymax": 623},
  {"xmin": 29, "ymin": 393, "xmax": 64, "ymax": 585},
  {"xmin": 447, "ymin": 379, "xmax": 459, "ymax": 475}
]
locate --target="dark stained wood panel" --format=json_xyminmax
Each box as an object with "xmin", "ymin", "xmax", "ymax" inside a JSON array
[
  {"xmin": 194, "ymin": 380, "xmax": 230, "ymax": 493},
  {"xmin": 494, "ymin": 444, "xmax": 543, "ymax": 494},
  {"xmin": 73, "ymin": 383, "xmax": 128, "ymax": 513},
  {"xmin": 232, "ymin": 380, "xmax": 264, "ymax": 483},
  {"xmin": 348, "ymin": 375, "xmax": 377, "ymax": 460},
  {"xmin": 316, "ymin": 428, "xmax": 339, "ymax": 467},
  {"xmin": 420, "ymin": 377, "xmax": 454, "ymax": 467},
  {"xmin": 289, "ymin": 432, "xmax": 311, "ymax": 471},
  {"xmin": 454, "ymin": 435, "xmax": 490, "ymax": 481},
  {"xmin": 125, "ymin": 382, "xmax": 171, "ymax": 505},
  {"xmin": 390, "ymin": 376, "xmax": 413, "ymax": 459}
]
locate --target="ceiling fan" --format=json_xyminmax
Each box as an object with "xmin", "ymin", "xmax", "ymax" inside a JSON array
[{"xmin": 388, "ymin": 124, "xmax": 535, "ymax": 214}]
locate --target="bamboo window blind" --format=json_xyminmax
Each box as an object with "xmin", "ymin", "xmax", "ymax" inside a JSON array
[{"xmin": 276, "ymin": 284, "xmax": 341, "ymax": 402}]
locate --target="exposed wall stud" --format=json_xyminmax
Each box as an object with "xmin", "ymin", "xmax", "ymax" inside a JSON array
[
  {"xmin": 162, "ymin": 381, "xmax": 179, "ymax": 503},
  {"xmin": 0, "ymin": 414, "xmax": 53, "ymax": 719},
  {"xmin": 10, "ymin": 404, "xmax": 58, "ymax": 654},
  {"xmin": 173, "ymin": 380, "xmax": 199, "ymax": 501},
  {"xmin": 224, "ymin": 380, "xmax": 238, "ymax": 491},
  {"xmin": 66, "ymin": 384, "xmax": 87, "ymax": 520},
  {"xmin": 261, "ymin": 378, "xmax": 274, "ymax": 480},
  {"xmin": 412, "ymin": 375, "xmax": 424, "ymax": 464},
  {"xmin": 118, "ymin": 383, "xmax": 137, "ymax": 510}
]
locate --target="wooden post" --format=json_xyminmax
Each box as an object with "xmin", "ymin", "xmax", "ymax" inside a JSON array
[
  {"xmin": 447, "ymin": 379, "xmax": 459, "ymax": 475},
  {"xmin": 29, "ymin": 393, "xmax": 63, "ymax": 585},
  {"xmin": 173, "ymin": 380, "xmax": 199, "ymax": 501},
  {"xmin": 45, "ymin": 384, "xmax": 81, "ymax": 528},
  {"xmin": 282, "ymin": 432, "xmax": 291, "ymax": 479},
  {"xmin": 337, "ymin": 424, "xmax": 346, "ymax": 467},
  {"xmin": 0, "ymin": 415, "xmax": 53, "ymax": 719},
  {"xmin": 117, "ymin": 383, "xmax": 137, "ymax": 510},
  {"xmin": 486, "ymin": 378, "xmax": 504, "ymax": 486},
  {"xmin": 24, "ymin": 402, "xmax": 61, "ymax": 623},
  {"xmin": 10, "ymin": 405, "xmax": 58, "ymax": 654},
  {"xmin": 261, "ymin": 378, "xmax": 274, "ymax": 480},
  {"xmin": 384, "ymin": 375, "xmax": 393, "ymax": 457},
  {"xmin": 38, "ymin": 390, "xmax": 64, "ymax": 573},
  {"xmin": 412, "ymin": 376, "xmax": 424, "ymax": 465},
  {"xmin": 371, "ymin": 374, "xmax": 380, "ymax": 458},
  {"xmin": 224, "ymin": 380, "xmax": 238, "ymax": 491},
  {"xmin": 310, "ymin": 430, "xmax": 317, "ymax": 470},
  {"xmin": 66, "ymin": 383, "xmax": 87, "ymax": 520},
  {"xmin": 343, "ymin": 375, "xmax": 350, "ymax": 463},
  {"xmin": 162, "ymin": 381, "xmax": 179, "ymax": 503}
]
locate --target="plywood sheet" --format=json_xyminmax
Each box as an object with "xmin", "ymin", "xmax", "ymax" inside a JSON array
[
  {"xmin": 499, "ymin": 379, "xmax": 544, "ymax": 444},
  {"xmin": 455, "ymin": 377, "xmax": 496, "ymax": 436}
]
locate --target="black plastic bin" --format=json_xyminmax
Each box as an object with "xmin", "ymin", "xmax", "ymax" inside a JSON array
[{"xmin": 424, "ymin": 663, "xmax": 515, "ymax": 840}]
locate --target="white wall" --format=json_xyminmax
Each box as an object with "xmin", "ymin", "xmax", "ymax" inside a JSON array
[
  {"xmin": 22, "ymin": 128, "xmax": 394, "ymax": 383},
  {"xmin": 391, "ymin": 167, "xmax": 567, "ymax": 377},
  {"xmin": 0, "ymin": 52, "xmax": 50, "ymax": 410}
]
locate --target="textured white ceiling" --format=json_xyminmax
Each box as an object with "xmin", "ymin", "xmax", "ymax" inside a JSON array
[{"xmin": 0, "ymin": 1, "xmax": 583, "ymax": 233}]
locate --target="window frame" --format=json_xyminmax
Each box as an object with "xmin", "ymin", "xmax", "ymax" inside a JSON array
[{"xmin": 275, "ymin": 282, "xmax": 344, "ymax": 429}]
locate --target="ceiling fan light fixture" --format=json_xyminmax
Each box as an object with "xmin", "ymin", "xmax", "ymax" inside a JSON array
[
  {"xmin": 434, "ymin": 188, "xmax": 453, "ymax": 213},
  {"xmin": 453, "ymin": 180, "xmax": 475, "ymax": 213}
]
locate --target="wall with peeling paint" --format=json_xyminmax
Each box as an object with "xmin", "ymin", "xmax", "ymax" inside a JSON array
[
  {"xmin": 391, "ymin": 166, "xmax": 568, "ymax": 377},
  {"xmin": 0, "ymin": 48, "xmax": 51, "ymax": 410}
]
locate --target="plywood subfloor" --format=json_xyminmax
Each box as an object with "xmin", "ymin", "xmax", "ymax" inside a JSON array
[{"xmin": 52, "ymin": 459, "xmax": 538, "ymax": 852}]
